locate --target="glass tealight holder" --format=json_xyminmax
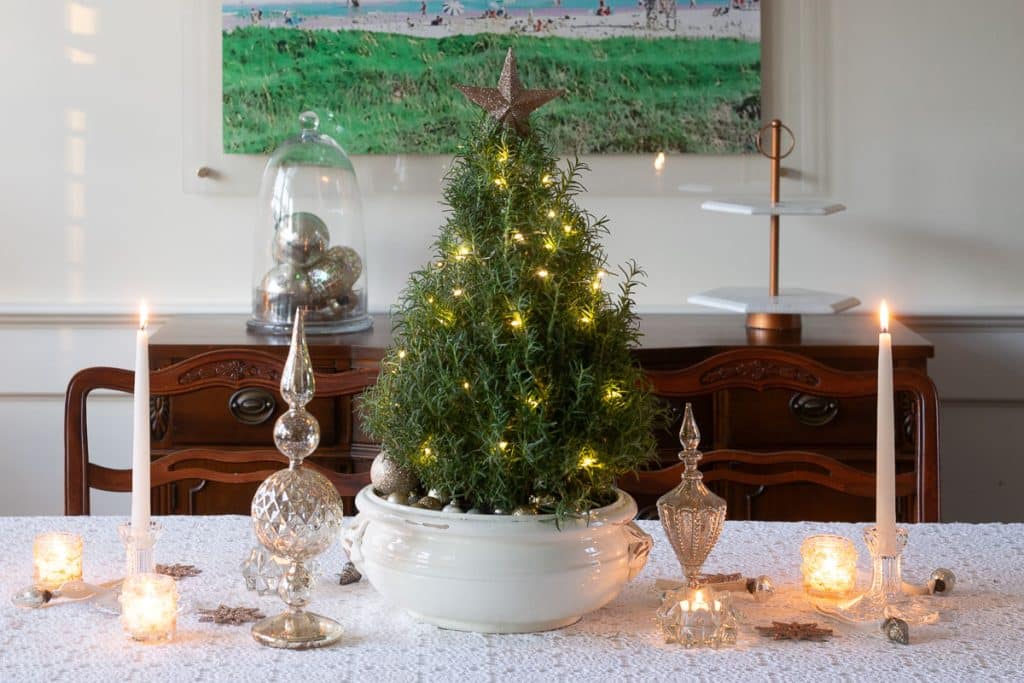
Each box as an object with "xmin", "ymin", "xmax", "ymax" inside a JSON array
[
  {"xmin": 33, "ymin": 532, "xmax": 83, "ymax": 591},
  {"xmin": 120, "ymin": 572, "xmax": 178, "ymax": 642},
  {"xmin": 801, "ymin": 534, "xmax": 858, "ymax": 599},
  {"xmin": 656, "ymin": 587, "xmax": 737, "ymax": 649}
]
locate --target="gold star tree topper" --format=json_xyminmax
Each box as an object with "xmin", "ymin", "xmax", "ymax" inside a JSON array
[{"xmin": 456, "ymin": 48, "xmax": 564, "ymax": 134}]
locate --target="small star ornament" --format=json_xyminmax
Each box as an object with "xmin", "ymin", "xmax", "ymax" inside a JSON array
[
  {"xmin": 755, "ymin": 621, "xmax": 833, "ymax": 642},
  {"xmin": 456, "ymin": 48, "xmax": 564, "ymax": 134}
]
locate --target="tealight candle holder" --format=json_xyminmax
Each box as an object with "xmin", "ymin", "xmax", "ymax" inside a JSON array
[
  {"xmin": 656, "ymin": 586, "xmax": 737, "ymax": 648},
  {"xmin": 800, "ymin": 534, "xmax": 857, "ymax": 599},
  {"xmin": 120, "ymin": 572, "xmax": 178, "ymax": 642},
  {"xmin": 33, "ymin": 532, "xmax": 83, "ymax": 591}
]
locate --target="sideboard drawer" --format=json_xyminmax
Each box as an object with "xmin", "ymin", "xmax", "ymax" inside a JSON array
[
  {"xmin": 161, "ymin": 388, "xmax": 344, "ymax": 447},
  {"xmin": 717, "ymin": 389, "xmax": 875, "ymax": 451}
]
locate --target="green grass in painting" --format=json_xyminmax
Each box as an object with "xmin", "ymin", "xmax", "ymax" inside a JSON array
[{"xmin": 222, "ymin": 27, "xmax": 761, "ymax": 154}]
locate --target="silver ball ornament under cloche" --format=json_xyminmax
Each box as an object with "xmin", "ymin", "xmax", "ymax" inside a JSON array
[{"xmin": 273, "ymin": 212, "xmax": 330, "ymax": 268}]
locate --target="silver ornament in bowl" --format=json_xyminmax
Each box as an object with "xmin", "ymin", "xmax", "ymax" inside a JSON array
[
  {"xmin": 370, "ymin": 451, "xmax": 419, "ymax": 497},
  {"xmin": 273, "ymin": 212, "xmax": 330, "ymax": 267}
]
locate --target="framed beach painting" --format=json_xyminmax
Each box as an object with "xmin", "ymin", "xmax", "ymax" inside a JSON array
[
  {"xmin": 220, "ymin": 0, "xmax": 762, "ymax": 155},
  {"xmin": 183, "ymin": 0, "xmax": 829, "ymax": 197}
]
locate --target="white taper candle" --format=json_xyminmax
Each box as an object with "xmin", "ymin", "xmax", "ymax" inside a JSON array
[
  {"xmin": 130, "ymin": 302, "xmax": 151, "ymax": 532},
  {"xmin": 876, "ymin": 301, "xmax": 897, "ymax": 556}
]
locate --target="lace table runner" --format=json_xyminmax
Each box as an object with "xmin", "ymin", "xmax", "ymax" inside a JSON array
[{"xmin": 2, "ymin": 516, "xmax": 1022, "ymax": 682}]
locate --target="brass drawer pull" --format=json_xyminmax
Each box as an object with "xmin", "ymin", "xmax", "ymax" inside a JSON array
[
  {"xmin": 228, "ymin": 388, "xmax": 276, "ymax": 425},
  {"xmin": 789, "ymin": 393, "xmax": 839, "ymax": 427}
]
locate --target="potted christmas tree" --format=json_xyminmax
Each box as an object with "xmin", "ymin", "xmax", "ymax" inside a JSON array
[{"xmin": 345, "ymin": 50, "xmax": 661, "ymax": 633}]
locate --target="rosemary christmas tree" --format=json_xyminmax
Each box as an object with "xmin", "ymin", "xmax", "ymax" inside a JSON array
[{"xmin": 362, "ymin": 50, "xmax": 660, "ymax": 516}]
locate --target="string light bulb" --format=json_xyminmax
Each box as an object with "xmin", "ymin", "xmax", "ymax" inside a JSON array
[
  {"xmin": 563, "ymin": 224, "xmax": 574, "ymax": 235},
  {"xmin": 603, "ymin": 384, "xmax": 624, "ymax": 403},
  {"xmin": 462, "ymin": 380, "xmax": 470, "ymax": 390},
  {"xmin": 493, "ymin": 177, "xmax": 506, "ymax": 188},
  {"xmin": 543, "ymin": 236, "xmax": 557, "ymax": 251},
  {"xmin": 498, "ymin": 441, "xmax": 509, "ymax": 451},
  {"xmin": 397, "ymin": 349, "xmax": 407, "ymax": 359},
  {"xmin": 509, "ymin": 312, "xmax": 524, "ymax": 329},
  {"xmin": 512, "ymin": 232, "xmax": 524, "ymax": 242},
  {"xmin": 578, "ymin": 446, "xmax": 601, "ymax": 469},
  {"xmin": 541, "ymin": 174, "xmax": 553, "ymax": 186},
  {"xmin": 536, "ymin": 268, "xmax": 549, "ymax": 279},
  {"xmin": 452, "ymin": 288, "xmax": 464, "ymax": 297},
  {"xmin": 546, "ymin": 209, "xmax": 556, "ymax": 219}
]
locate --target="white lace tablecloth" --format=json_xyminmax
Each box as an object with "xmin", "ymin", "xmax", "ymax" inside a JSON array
[{"xmin": 2, "ymin": 516, "xmax": 1023, "ymax": 682}]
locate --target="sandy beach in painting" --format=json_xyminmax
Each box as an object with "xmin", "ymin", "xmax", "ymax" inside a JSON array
[{"xmin": 223, "ymin": 5, "xmax": 759, "ymax": 41}]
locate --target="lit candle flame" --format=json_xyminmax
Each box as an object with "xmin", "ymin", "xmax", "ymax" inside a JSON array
[
  {"xmin": 139, "ymin": 301, "xmax": 148, "ymax": 331},
  {"xmin": 880, "ymin": 300, "xmax": 889, "ymax": 333},
  {"xmin": 654, "ymin": 152, "xmax": 666, "ymax": 173}
]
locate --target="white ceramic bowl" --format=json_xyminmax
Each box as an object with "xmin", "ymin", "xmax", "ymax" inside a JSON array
[{"xmin": 343, "ymin": 486, "xmax": 651, "ymax": 633}]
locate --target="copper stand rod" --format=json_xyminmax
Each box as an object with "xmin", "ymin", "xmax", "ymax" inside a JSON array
[{"xmin": 768, "ymin": 120, "xmax": 781, "ymax": 298}]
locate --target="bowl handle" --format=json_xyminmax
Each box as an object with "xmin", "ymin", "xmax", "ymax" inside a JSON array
[
  {"xmin": 623, "ymin": 521, "xmax": 653, "ymax": 581},
  {"xmin": 341, "ymin": 514, "xmax": 370, "ymax": 571}
]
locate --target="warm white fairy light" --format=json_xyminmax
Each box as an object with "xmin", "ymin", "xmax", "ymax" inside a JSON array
[
  {"xmin": 397, "ymin": 349, "xmax": 407, "ymax": 359},
  {"xmin": 452, "ymin": 288, "xmax": 464, "ymax": 297},
  {"xmin": 509, "ymin": 312, "xmax": 524, "ymax": 329},
  {"xmin": 578, "ymin": 446, "xmax": 601, "ymax": 469},
  {"xmin": 455, "ymin": 244, "xmax": 471, "ymax": 261},
  {"xmin": 498, "ymin": 441, "xmax": 509, "ymax": 451},
  {"xmin": 536, "ymin": 268, "xmax": 549, "ymax": 279},
  {"xmin": 462, "ymin": 380, "xmax": 470, "ymax": 390},
  {"xmin": 427, "ymin": 296, "xmax": 435, "ymax": 304},
  {"xmin": 524, "ymin": 394, "xmax": 541, "ymax": 409},
  {"xmin": 563, "ymin": 224, "xmax": 574, "ymax": 235},
  {"xmin": 512, "ymin": 232, "xmax": 525, "ymax": 242},
  {"xmin": 543, "ymin": 236, "xmax": 557, "ymax": 251},
  {"xmin": 546, "ymin": 209, "xmax": 556, "ymax": 219},
  {"xmin": 579, "ymin": 312, "xmax": 594, "ymax": 325},
  {"xmin": 603, "ymin": 383, "xmax": 624, "ymax": 403},
  {"xmin": 494, "ymin": 177, "xmax": 507, "ymax": 188},
  {"xmin": 541, "ymin": 174, "xmax": 553, "ymax": 186}
]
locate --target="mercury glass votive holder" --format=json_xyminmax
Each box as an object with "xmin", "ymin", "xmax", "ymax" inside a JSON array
[
  {"xmin": 120, "ymin": 572, "xmax": 178, "ymax": 642},
  {"xmin": 801, "ymin": 534, "xmax": 858, "ymax": 599},
  {"xmin": 33, "ymin": 532, "xmax": 83, "ymax": 591}
]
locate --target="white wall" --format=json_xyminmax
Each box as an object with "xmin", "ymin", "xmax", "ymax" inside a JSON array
[{"xmin": 0, "ymin": 1, "xmax": 1022, "ymax": 518}]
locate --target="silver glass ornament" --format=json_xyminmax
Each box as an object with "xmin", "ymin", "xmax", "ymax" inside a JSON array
[
  {"xmin": 306, "ymin": 259, "xmax": 349, "ymax": 308},
  {"xmin": 929, "ymin": 568, "xmax": 956, "ymax": 595},
  {"xmin": 442, "ymin": 501, "xmax": 464, "ymax": 513},
  {"xmin": 250, "ymin": 311, "xmax": 344, "ymax": 649},
  {"xmin": 273, "ymin": 212, "xmax": 330, "ymax": 267},
  {"xmin": 256, "ymin": 264, "xmax": 313, "ymax": 325},
  {"xmin": 370, "ymin": 451, "xmax": 418, "ymax": 496},
  {"xmin": 413, "ymin": 496, "xmax": 442, "ymax": 511},
  {"xmin": 657, "ymin": 403, "xmax": 727, "ymax": 588}
]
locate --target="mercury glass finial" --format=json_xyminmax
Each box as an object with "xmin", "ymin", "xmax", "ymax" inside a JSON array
[
  {"xmin": 679, "ymin": 403, "xmax": 700, "ymax": 452},
  {"xmin": 281, "ymin": 309, "xmax": 314, "ymax": 408}
]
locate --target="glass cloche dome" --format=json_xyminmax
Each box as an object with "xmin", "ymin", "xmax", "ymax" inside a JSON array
[{"xmin": 248, "ymin": 111, "xmax": 371, "ymax": 335}]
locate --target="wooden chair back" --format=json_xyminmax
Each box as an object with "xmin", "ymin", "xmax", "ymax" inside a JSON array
[
  {"xmin": 618, "ymin": 348, "xmax": 939, "ymax": 522},
  {"xmin": 65, "ymin": 349, "xmax": 378, "ymax": 515}
]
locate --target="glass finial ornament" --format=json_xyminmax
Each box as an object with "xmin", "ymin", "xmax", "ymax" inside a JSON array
[
  {"xmin": 250, "ymin": 310, "xmax": 345, "ymax": 648},
  {"xmin": 248, "ymin": 111, "xmax": 371, "ymax": 335},
  {"xmin": 657, "ymin": 403, "xmax": 727, "ymax": 588}
]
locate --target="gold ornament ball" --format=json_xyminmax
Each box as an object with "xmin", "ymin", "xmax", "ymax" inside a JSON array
[
  {"xmin": 324, "ymin": 245, "xmax": 363, "ymax": 290},
  {"xmin": 370, "ymin": 451, "xmax": 418, "ymax": 496}
]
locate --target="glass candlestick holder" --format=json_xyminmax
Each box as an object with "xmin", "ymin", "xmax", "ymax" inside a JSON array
[
  {"xmin": 825, "ymin": 526, "xmax": 938, "ymax": 625},
  {"xmin": 118, "ymin": 522, "xmax": 163, "ymax": 578}
]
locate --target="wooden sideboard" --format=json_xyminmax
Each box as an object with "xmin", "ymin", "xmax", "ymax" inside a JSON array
[{"xmin": 148, "ymin": 313, "xmax": 934, "ymax": 521}]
